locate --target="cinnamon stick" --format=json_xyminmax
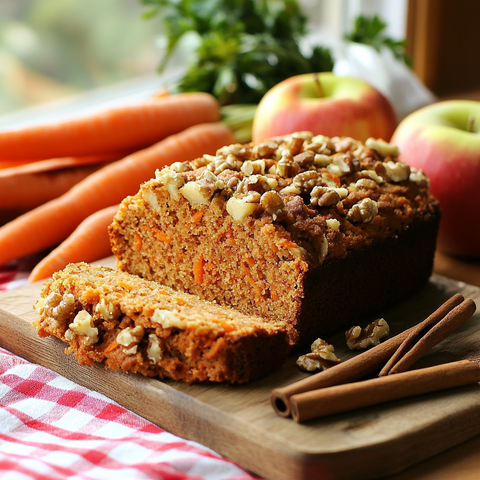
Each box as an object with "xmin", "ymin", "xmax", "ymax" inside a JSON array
[
  {"xmin": 386, "ymin": 298, "xmax": 476, "ymax": 375},
  {"xmin": 290, "ymin": 360, "xmax": 480, "ymax": 423},
  {"xmin": 271, "ymin": 329, "xmax": 410, "ymax": 417},
  {"xmin": 379, "ymin": 293, "xmax": 465, "ymax": 376},
  {"xmin": 271, "ymin": 294, "xmax": 464, "ymax": 418}
]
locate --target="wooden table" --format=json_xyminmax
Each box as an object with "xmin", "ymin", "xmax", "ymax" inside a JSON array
[{"xmin": 384, "ymin": 251, "xmax": 480, "ymax": 480}]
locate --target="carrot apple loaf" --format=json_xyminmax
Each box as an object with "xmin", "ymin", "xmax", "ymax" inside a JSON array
[
  {"xmin": 33, "ymin": 262, "xmax": 290, "ymax": 384},
  {"xmin": 109, "ymin": 132, "xmax": 441, "ymax": 347}
]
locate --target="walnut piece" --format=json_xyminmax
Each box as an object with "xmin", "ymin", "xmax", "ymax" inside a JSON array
[
  {"xmin": 156, "ymin": 168, "xmax": 185, "ymax": 201},
  {"xmin": 180, "ymin": 170, "xmax": 224, "ymax": 205},
  {"xmin": 347, "ymin": 198, "xmax": 378, "ymax": 223},
  {"xmin": 384, "ymin": 160, "xmax": 410, "ymax": 182},
  {"xmin": 346, "ymin": 318, "xmax": 390, "ymax": 350},
  {"xmin": 152, "ymin": 309, "xmax": 185, "ymax": 329},
  {"xmin": 365, "ymin": 138, "xmax": 400, "ymax": 158},
  {"xmin": 37, "ymin": 292, "xmax": 76, "ymax": 327},
  {"xmin": 409, "ymin": 167, "xmax": 430, "ymax": 188},
  {"xmin": 296, "ymin": 338, "xmax": 342, "ymax": 372},
  {"xmin": 117, "ymin": 325, "xmax": 145, "ymax": 355},
  {"xmin": 147, "ymin": 333, "xmax": 163, "ymax": 364},
  {"xmin": 260, "ymin": 191, "xmax": 286, "ymax": 219},
  {"xmin": 65, "ymin": 310, "xmax": 99, "ymax": 346}
]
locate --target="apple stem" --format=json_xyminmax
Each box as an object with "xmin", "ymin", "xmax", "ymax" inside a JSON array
[
  {"xmin": 313, "ymin": 73, "xmax": 324, "ymax": 98},
  {"xmin": 467, "ymin": 115, "xmax": 476, "ymax": 132}
]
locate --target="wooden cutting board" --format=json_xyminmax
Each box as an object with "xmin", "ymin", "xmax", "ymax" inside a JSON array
[{"xmin": 1, "ymin": 257, "xmax": 480, "ymax": 480}]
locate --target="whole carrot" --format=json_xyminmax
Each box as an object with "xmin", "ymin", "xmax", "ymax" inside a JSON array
[
  {"xmin": 0, "ymin": 151, "xmax": 134, "ymax": 171},
  {"xmin": 28, "ymin": 205, "xmax": 119, "ymax": 282},
  {"xmin": 0, "ymin": 163, "xmax": 111, "ymax": 212},
  {"xmin": 0, "ymin": 92, "xmax": 219, "ymax": 160},
  {"xmin": 0, "ymin": 122, "xmax": 235, "ymax": 266}
]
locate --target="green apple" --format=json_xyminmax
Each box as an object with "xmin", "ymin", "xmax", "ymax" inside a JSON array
[
  {"xmin": 391, "ymin": 100, "xmax": 480, "ymax": 258},
  {"xmin": 252, "ymin": 72, "xmax": 398, "ymax": 143}
]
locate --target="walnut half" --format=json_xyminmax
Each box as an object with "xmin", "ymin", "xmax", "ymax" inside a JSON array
[
  {"xmin": 296, "ymin": 338, "xmax": 342, "ymax": 373},
  {"xmin": 346, "ymin": 318, "xmax": 390, "ymax": 350}
]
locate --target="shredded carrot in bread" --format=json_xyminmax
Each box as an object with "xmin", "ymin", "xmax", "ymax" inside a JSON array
[
  {"xmin": 204, "ymin": 337, "xmax": 226, "ymax": 360},
  {"xmin": 221, "ymin": 323, "xmax": 235, "ymax": 333},
  {"xmin": 104, "ymin": 340, "xmax": 119, "ymax": 353},
  {"xmin": 192, "ymin": 210, "xmax": 205, "ymax": 223},
  {"xmin": 133, "ymin": 232, "xmax": 142, "ymax": 250},
  {"xmin": 154, "ymin": 230, "xmax": 171, "ymax": 243},
  {"xmin": 118, "ymin": 281, "xmax": 134, "ymax": 291},
  {"xmin": 193, "ymin": 256, "xmax": 205, "ymax": 285},
  {"xmin": 277, "ymin": 239, "xmax": 298, "ymax": 249}
]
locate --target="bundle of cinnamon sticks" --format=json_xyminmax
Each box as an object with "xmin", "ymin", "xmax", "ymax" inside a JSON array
[{"xmin": 271, "ymin": 294, "xmax": 480, "ymax": 423}]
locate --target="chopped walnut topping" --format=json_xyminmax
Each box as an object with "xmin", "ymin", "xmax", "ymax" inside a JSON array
[
  {"xmin": 180, "ymin": 170, "xmax": 224, "ymax": 205},
  {"xmin": 347, "ymin": 197, "xmax": 378, "ymax": 223},
  {"xmin": 143, "ymin": 188, "xmax": 159, "ymax": 210},
  {"xmin": 292, "ymin": 171, "xmax": 321, "ymax": 193},
  {"xmin": 353, "ymin": 178, "xmax": 378, "ymax": 190},
  {"xmin": 384, "ymin": 160, "xmax": 410, "ymax": 182},
  {"xmin": 276, "ymin": 151, "xmax": 300, "ymax": 178},
  {"xmin": 354, "ymin": 169, "xmax": 384, "ymax": 184},
  {"xmin": 216, "ymin": 143, "xmax": 243, "ymax": 158},
  {"xmin": 149, "ymin": 131, "xmax": 433, "ymax": 227},
  {"xmin": 279, "ymin": 184, "xmax": 302, "ymax": 195},
  {"xmin": 156, "ymin": 168, "xmax": 185, "ymax": 201},
  {"xmin": 313, "ymin": 153, "xmax": 331, "ymax": 167},
  {"xmin": 297, "ymin": 338, "xmax": 342, "ymax": 372},
  {"xmin": 326, "ymin": 218, "xmax": 340, "ymax": 231},
  {"xmin": 346, "ymin": 318, "xmax": 390, "ymax": 350},
  {"xmin": 260, "ymin": 191, "xmax": 286, "ymax": 219},
  {"xmin": 189, "ymin": 156, "xmax": 211, "ymax": 170},
  {"xmin": 170, "ymin": 161, "xmax": 190, "ymax": 173},
  {"xmin": 409, "ymin": 168, "xmax": 430, "ymax": 188},
  {"xmin": 241, "ymin": 159, "xmax": 266, "ymax": 176},
  {"xmin": 365, "ymin": 138, "xmax": 400, "ymax": 158},
  {"xmin": 326, "ymin": 154, "xmax": 352, "ymax": 177},
  {"xmin": 285, "ymin": 135, "xmax": 305, "ymax": 155},
  {"xmin": 253, "ymin": 141, "xmax": 278, "ymax": 158},
  {"xmin": 293, "ymin": 150, "xmax": 315, "ymax": 167},
  {"xmin": 226, "ymin": 197, "xmax": 260, "ymax": 221},
  {"xmin": 311, "ymin": 186, "xmax": 348, "ymax": 206},
  {"xmin": 207, "ymin": 154, "xmax": 243, "ymax": 175},
  {"xmin": 334, "ymin": 136, "xmax": 361, "ymax": 153}
]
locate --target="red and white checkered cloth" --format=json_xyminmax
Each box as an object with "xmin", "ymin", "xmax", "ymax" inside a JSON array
[{"xmin": 0, "ymin": 259, "xmax": 260, "ymax": 480}]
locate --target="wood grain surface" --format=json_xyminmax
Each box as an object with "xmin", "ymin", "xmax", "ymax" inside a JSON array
[{"xmin": 1, "ymin": 257, "xmax": 480, "ymax": 480}]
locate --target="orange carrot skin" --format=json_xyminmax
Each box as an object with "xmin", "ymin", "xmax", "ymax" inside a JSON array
[
  {"xmin": 28, "ymin": 205, "xmax": 119, "ymax": 282},
  {"xmin": 0, "ymin": 122, "xmax": 235, "ymax": 266},
  {"xmin": 0, "ymin": 151, "xmax": 134, "ymax": 173},
  {"xmin": 0, "ymin": 92, "xmax": 219, "ymax": 160},
  {"xmin": 0, "ymin": 163, "xmax": 110, "ymax": 212}
]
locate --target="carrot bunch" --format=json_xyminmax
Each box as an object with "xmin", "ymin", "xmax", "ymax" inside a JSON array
[{"xmin": 0, "ymin": 92, "xmax": 235, "ymax": 279}]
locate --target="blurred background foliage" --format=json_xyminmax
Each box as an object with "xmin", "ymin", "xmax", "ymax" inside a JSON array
[{"xmin": 0, "ymin": 0, "xmax": 163, "ymax": 115}]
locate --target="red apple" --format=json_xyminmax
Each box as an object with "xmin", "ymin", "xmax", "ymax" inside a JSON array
[
  {"xmin": 252, "ymin": 72, "xmax": 398, "ymax": 143},
  {"xmin": 391, "ymin": 99, "xmax": 480, "ymax": 258}
]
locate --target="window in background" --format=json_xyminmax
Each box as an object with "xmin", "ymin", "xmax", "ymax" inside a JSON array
[
  {"xmin": 0, "ymin": 0, "xmax": 163, "ymax": 115},
  {"xmin": 0, "ymin": 0, "xmax": 410, "ymax": 118}
]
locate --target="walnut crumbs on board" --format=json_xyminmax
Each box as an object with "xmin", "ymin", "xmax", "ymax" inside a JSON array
[
  {"xmin": 33, "ymin": 263, "xmax": 290, "ymax": 384},
  {"xmin": 109, "ymin": 132, "xmax": 441, "ymax": 347}
]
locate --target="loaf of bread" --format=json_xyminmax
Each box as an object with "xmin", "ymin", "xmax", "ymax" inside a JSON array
[
  {"xmin": 34, "ymin": 262, "xmax": 290, "ymax": 384},
  {"xmin": 109, "ymin": 132, "xmax": 441, "ymax": 347}
]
